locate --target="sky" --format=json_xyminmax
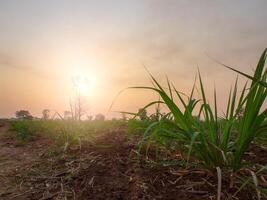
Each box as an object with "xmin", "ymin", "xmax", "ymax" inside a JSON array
[{"xmin": 0, "ymin": 0, "xmax": 266, "ymax": 119}]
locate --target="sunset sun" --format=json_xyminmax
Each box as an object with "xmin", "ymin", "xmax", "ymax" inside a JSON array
[{"xmin": 72, "ymin": 74, "xmax": 97, "ymax": 96}]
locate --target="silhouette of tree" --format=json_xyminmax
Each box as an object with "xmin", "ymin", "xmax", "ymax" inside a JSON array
[
  {"xmin": 64, "ymin": 111, "xmax": 72, "ymax": 120},
  {"xmin": 42, "ymin": 109, "xmax": 50, "ymax": 120},
  {"xmin": 87, "ymin": 115, "xmax": 93, "ymax": 121},
  {"xmin": 15, "ymin": 110, "xmax": 33, "ymax": 120},
  {"xmin": 70, "ymin": 76, "xmax": 88, "ymax": 121},
  {"xmin": 95, "ymin": 114, "xmax": 105, "ymax": 121}
]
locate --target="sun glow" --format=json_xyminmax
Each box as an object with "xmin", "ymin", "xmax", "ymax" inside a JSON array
[
  {"xmin": 72, "ymin": 74, "xmax": 97, "ymax": 95},
  {"xmin": 58, "ymin": 51, "xmax": 105, "ymax": 97}
]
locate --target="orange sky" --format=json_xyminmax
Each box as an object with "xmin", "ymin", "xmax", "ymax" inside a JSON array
[{"xmin": 0, "ymin": 0, "xmax": 266, "ymax": 118}]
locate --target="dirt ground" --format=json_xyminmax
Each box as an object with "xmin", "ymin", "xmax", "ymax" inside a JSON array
[{"xmin": 0, "ymin": 120, "xmax": 266, "ymax": 200}]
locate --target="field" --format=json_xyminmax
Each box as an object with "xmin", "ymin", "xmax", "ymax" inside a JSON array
[
  {"xmin": 1, "ymin": 1, "xmax": 267, "ymax": 199},
  {"xmin": 0, "ymin": 118, "xmax": 266, "ymax": 200},
  {"xmin": 0, "ymin": 50, "xmax": 266, "ymax": 200}
]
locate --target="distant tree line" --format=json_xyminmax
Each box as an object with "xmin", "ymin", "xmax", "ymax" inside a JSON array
[{"xmin": 14, "ymin": 109, "xmax": 107, "ymax": 121}]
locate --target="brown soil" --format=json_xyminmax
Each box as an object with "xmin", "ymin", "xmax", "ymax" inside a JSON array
[
  {"xmin": 0, "ymin": 120, "xmax": 54, "ymax": 198},
  {"xmin": 0, "ymin": 120, "xmax": 266, "ymax": 200}
]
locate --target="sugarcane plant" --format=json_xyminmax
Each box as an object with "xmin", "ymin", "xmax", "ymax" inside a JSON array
[{"xmin": 132, "ymin": 48, "xmax": 267, "ymax": 172}]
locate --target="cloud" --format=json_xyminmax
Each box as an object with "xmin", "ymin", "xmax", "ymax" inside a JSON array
[{"xmin": 0, "ymin": 54, "xmax": 53, "ymax": 80}]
